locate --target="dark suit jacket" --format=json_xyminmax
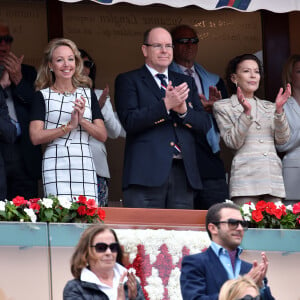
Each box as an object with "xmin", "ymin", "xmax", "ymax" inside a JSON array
[
  {"xmin": 115, "ymin": 65, "xmax": 211, "ymax": 189},
  {"xmin": 180, "ymin": 247, "xmax": 275, "ymax": 300},
  {"xmin": 0, "ymin": 64, "xmax": 42, "ymax": 180},
  {"xmin": 0, "ymin": 86, "xmax": 17, "ymax": 199}
]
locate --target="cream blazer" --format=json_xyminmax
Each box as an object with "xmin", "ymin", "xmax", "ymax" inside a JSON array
[{"xmin": 213, "ymin": 95, "xmax": 290, "ymax": 198}]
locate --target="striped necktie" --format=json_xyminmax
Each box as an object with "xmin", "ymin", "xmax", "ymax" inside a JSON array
[{"xmin": 156, "ymin": 73, "xmax": 167, "ymax": 97}]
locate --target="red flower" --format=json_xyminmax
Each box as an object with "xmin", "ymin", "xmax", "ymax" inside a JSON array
[
  {"xmin": 86, "ymin": 208, "xmax": 97, "ymax": 216},
  {"xmin": 12, "ymin": 196, "xmax": 27, "ymax": 207},
  {"xmin": 86, "ymin": 198, "xmax": 97, "ymax": 209},
  {"xmin": 77, "ymin": 205, "xmax": 87, "ymax": 215},
  {"xmin": 77, "ymin": 195, "xmax": 87, "ymax": 204},
  {"xmin": 29, "ymin": 202, "xmax": 40, "ymax": 212},
  {"xmin": 296, "ymin": 216, "xmax": 300, "ymax": 224},
  {"xmin": 293, "ymin": 202, "xmax": 300, "ymax": 214},
  {"xmin": 273, "ymin": 208, "xmax": 283, "ymax": 219},
  {"xmin": 256, "ymin": 200, "xmax": 267, "ymax": 211},
  {"xmin": 252, "ymin": 210, "xmax": 263, "ymax": 222},
  {"xmin": 29, "ymin": 198, "xmax": 40, "ymax": 204},
  {"xmin": 97, "ymin": 208, "xmax": 106, "ymax": 220},
  {"xmin": 265, "ymin": 202, "xmax": 276, "ymax": 215}
]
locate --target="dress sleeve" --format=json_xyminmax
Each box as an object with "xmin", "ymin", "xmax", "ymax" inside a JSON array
[
  {"xmin": 30, "ymin": 91, "xmax": 45, "ymax": 121},
  {"xmin": 91, "ymin": 89, "xmax": 103, "ymax": 121}
]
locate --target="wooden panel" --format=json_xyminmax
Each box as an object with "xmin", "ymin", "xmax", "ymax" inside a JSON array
[
  {"xmin": 102, "ymin": 207, "xmax": 207, "ymax": 228},
  {"xmin": 261, "ymin": 11, "xmax": 290, "ymax": 101}
]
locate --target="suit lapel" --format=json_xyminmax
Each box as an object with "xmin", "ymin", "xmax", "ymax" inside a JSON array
[
  {"xmin": 207, "ymin": 248, "xmax": 229, "ymax": 289},
  {"xmin": 140, "ymin": 65, "xmax": 163, "ymax": 101}
]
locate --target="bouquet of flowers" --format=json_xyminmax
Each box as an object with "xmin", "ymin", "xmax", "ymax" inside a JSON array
[
  {"xmin": 0, "ymin": 195, "xmax": 105, "ymax": 223},
  {"xmin": 240, "ymin": 200, "xmax": 300, "ymax": 229}
]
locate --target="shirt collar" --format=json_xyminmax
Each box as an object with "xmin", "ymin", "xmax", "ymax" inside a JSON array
[
  {"xmin": 211, "ymin": 241, "xmax": 243, "ymax": 256},
  {"xmin": 145, "ymin": 64, "xmax": 168, "ymax": 80},
  {"xmin": 80, "ymin": 263, "xmax": 127, "ymax": 287}
]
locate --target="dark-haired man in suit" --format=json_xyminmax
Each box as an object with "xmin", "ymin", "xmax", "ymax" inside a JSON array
[
  {"xmin": 0, "ymin": 22, "xmax": 42, "ymax": 200},
  {"xmin": 180, "ymin": 202, "xmax": 275, "ymax": 300},
  {"xmin": 115, "ymin": 26, "xmax": 211, "ymax": 208}
]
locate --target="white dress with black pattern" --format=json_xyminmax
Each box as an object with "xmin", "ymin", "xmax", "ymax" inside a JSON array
[{"xmin": 40, "ymin": 87, "xmax": 97, "ymax": 201}]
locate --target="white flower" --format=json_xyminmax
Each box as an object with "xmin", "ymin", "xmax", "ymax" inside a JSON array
[
  {"xmin": 0, "ymin": 201, "xmax": 6, "ymax": 211},
  {"xmin": 225, "ymin": 199, "xmax": 233, "ymax": 203},
  {"xmin": 41, "ymin": 198, "xmax": 53, "ymax": 208},
  {"xmin": 286, "ymin": 204, "xmax": 293, "ymax": 212},
  {"xmin": 24, "ymin": 208, "xmax": 37, "ymax": 223},
  {"xmin": 57, "ymin": 196, "xmax": 72, "ymax": 209},
  {"xmin": 275, "ymin": 201, "xmax": 284, "ymax": 208}
]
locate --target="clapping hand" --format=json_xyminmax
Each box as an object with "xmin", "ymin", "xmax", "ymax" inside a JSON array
[
  {"xmin": 275, "ymin": 83, "xmax": 291, "ymax": 114},
  {"xmin": 73, "ymin": 96, "xmax": 86, "ymax": 124},
  {"xmin": 237, "ymin": 86, "xmax": 252, "ymax": 116},
  {"xmin": 99, "ymin": 84, "xmax": 109, "ymax": 109},
  {"xmin": 245, "ymin": 252, "xmax": 269, "ymax": 288},
  {"xmin": 164, "ymin": 81, "xmax": 188, "ymax": 114},
  {"xmin": 2, "ymin": 52, "xmax": 23, "ymax": 85},
  {"xmin": 200, "ymin": 86, "xmax": 221, "ymax": 113}
]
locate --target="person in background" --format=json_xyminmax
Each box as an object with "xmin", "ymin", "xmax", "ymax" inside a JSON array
[
  {"xmin": 115, "ymin": 26, "xmax": 211, "ymax": 209},
  {"xmin": 0, "ymin": 21, "xmax": 42, "ymax": 200},
  {"xmin": 63, "ymin": 224, "xmax": 145, "ymax": 300},
  {"xmin": 180, "ymin": 202, "xmax": 274, "ymax": 300},
  {"xmin": 277, "ymin": 54, "xmax": 300, "ymax": 205},
  {"xmin": 0, "ymin": 69, "xmax": 16, "ymax": 200},
  {"xmin": 170, "ymin": 24, "xmax": 228, "ymax": 209},
  {"xmin": 219, "ymin": 276, "xmax": 260, "ymax": 300},
  {"xmin": 79, "ymin": 49, "xmax": 125, "ymax": 206},
  {"xmin": 30, "ymin": 38, "xmax": 107, "ymax": 201},
  {"xmin": 213, "ymin": 53, "xmax": 291, "ymax": 205}
]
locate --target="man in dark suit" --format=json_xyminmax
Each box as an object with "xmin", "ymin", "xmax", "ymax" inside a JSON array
[
  {"xmin": 170, "ymin": 24, "xmax": 229, "ymax": 209},
  {"xmin": 180, "ymin": 202, "xmax": 275, "ymax": 300},
  {"xmin": 0, "ymin": 70, "xmax": 16, "ymax": 200},
  {"xmin": 115, "ymin": 27, "xmax": 211, "ymax": 208},
  {"xmin": 0, "ymin": 22, "xmax": 42, "ymax": 200}
]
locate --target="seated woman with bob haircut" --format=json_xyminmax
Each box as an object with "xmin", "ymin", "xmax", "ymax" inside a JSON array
[{"xmin": 63, "ymin": 224, "xmax": 145, "ymax": 300}]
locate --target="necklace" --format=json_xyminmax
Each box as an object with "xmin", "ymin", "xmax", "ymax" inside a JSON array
[{"xmin": 52, "ymin": 85, "xmax": 75, "ymax": 97}]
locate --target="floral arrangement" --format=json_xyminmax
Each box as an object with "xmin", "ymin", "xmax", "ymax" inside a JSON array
[
  {"xmin": 116, "ymin": 228, "xmax": 210, "ymax": 300},
  {"xmin": 239, "ymin": 200, "xmax": 300, "ymax": 229},
  {"xmin": 0, "ymin": 195, "xmax": 105, "ymax": 223}
]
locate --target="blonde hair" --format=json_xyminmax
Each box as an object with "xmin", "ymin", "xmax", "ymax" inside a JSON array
[
  {"xmin": 35, "ymin": 38, "xmax": 92, "ymax": 90},
  {"xmin": 219, "ymin": 276, "xmax": 259, "ymax": 300},
  {"xmin": 282, "ymin": 54, "xmax": 300, "ymax": 93}
]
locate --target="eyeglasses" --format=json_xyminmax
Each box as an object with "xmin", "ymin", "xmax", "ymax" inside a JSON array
[
  {"xmin": 237, "ymin": 295, "xmax": 261, "ymax": 300},
  {"xmin": 0, "ymin": 35, "xmax": 13, "ymax": 44},
  {"xmin": 174, "ymin": 37, "xmax": 199, "ymax": 45},
  {"xmin": 144, "ymin": 43, "xmax": 174, "ymax": 50},
  {"xmin": 83, "ymin": 60, "xmax": 94, "ymax": 69},
  {"xmin": 213, "ymin": 218, "xmax": 248, "ymax": 230},
  {"xmin": 91, "ymin": 242, "xmax": 119, "ymax": 253}
]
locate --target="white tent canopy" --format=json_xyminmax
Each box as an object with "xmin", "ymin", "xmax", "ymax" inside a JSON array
[{"xmin": 60, "ymin": 0, "xmax": 300, "ymax": 13}]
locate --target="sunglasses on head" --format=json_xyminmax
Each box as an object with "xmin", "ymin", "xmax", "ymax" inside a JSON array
[
  {"xmin": 213, "ymin": 218, "xmax": 248, "ymax": 230},
  {"xmin": 91, "ymin": 242, "xmax": 119, "ymax": 253},
  {"xmin": 174, "ymin": 37, "xmax": 199, "ymax": 44},
  {"xmin": 238, "ymin": 295, "xmax": 261, "ymax": 300},
  {"xmin": 83, "ymin": 60, "xmax": 94, "ymax": 69},
  {"xmin": 0, "ymin": 35, "xmax": 13, "ymax": 44}
]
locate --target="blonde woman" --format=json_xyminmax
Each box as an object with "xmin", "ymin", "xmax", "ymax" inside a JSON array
[
  {"xmin": 30, "ymin": 38, "xmax": 107, "ymax": 201},
  {"xmin": 219, "ymin": 276, "xmax": 260, "ymax": 300}
]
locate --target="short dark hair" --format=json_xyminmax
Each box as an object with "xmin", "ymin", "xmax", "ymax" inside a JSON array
[
  {"xmin": 170, "ymin": 24, "xmax": 197, "ymax": 41},
  {"xmin": 70, "ymin": 224, "xmax": 123, "ymax": 279},
  {"xmin": 78, "ymin": 48, "xmax": 96, "ymax": 89},
  {"xmin": 225, "ymin": 53, "xmax": 263, "ymax": 95},
  {"xmin": 206, "ymin": 202, "xmax": 240, "ymax": 239}
]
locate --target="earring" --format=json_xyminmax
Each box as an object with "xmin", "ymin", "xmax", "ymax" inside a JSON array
[
  {"xmin": 50, "ymin": 68, "xmax": 53, "ymax": 72},
  {"xmin": 235, "ymin": 81, "xmax": 238, "ymax": 87}
]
